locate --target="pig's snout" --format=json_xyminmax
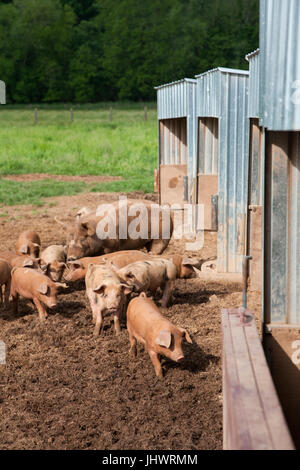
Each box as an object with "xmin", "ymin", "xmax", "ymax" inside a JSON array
[
  {"xmin": 49, "ymin": 303, "xmax": 57, "ymax": 309},
  {"xmin": 176, "ymin": 355, "xmax": 184, "ymax": 363}
]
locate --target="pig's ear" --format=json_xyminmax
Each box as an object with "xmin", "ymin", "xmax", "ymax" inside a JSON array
[
  {"xmin": 20, "ymin": 244, "xmax": 29, "ymax": 254},
  {"xmin": 155, "ymin": 330, "xmax": 172, "ymax": 348},
  {"xmin": 179, "ymin": 328, "xmax": 193, "ymax": 344},
  {"xmin": 80, "ymin": 222, "xmax": 95, "ymax": 236},
  {"xmin": 93, "ymin": 284, "xmax": 106, "ymax": 294},
  {"xmin": 69, "ymin": 260, "xmax": 83, "ymax": 269},
  {"xmin": 23, "ymin": 258, "xmax": 34, "ymax": 268},
  {"xmin": 40, "ymin": 262, "xmax": 50, "ymax": 273},
  {"xmin": 192, "ymin": 266, "xmax": 202, "ymax": 278},
  {"xmin": 37, "ymin": 283, "xmax": 48, "ymax": 295},
  {"xmin": 182, "ymin": 257, "xmax": 198, "ymax": 266},
  {"xmin": 120, "ymin": 284, "xmax": 133, "ymax": 295}
]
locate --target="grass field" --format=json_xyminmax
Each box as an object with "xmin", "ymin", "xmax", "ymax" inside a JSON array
[{"xmin": 0, "ymin": 103, "xmax": 157, "ymax": 206}]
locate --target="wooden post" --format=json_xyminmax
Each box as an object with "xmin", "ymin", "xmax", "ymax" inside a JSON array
[
  {"xmin": 70, "ymin": 108, "xmax": 74, "ymax": 123},
  {"xmin": 109, "ymin": 107, "xmax": 112, "ymax": 121},
  {"xmin": 34, "ymin": 108, "xmax": 38, "ymax": 125},
  {"xmin": 144, "ymin": 106, "xmax": 148, "ymax": 121}
]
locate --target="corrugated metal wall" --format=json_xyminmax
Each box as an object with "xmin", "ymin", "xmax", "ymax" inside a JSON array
[
  {"xmin": 264, "ymin": 131, "xmax": 300, "ymax": 325},
  {"xmin": 0, "ymin": 80, "xmax": 5, "ymax": 104},
  {"xmin": 196, "ymin": 69, "xmax": 250, "ymax": 273},
  {"xmin": 159, "ymin": 118, "xmax": 187, "ymax": 165},
  {"xmin": 246, "ymin": 50, "xmax": 260, "ymax": 119},
  {"xmin": 198, "ymin": 118, "xmax": 218, "ymax": 174},
  {"xmin": 156, "ymin": 79, "xmax": 197, "ymax": 201},
  {"xmin": 260, "ymin": 0, "xmax": 300, "ymax": 130}
]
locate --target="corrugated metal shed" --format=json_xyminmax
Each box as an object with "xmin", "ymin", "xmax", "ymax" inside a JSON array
[
  {"xmin": 0, "ymin": 81, "xmax": 5, "ymax": 105},
  {"xmin": 195, "ymin": 68, "xmax": 250, "ymax": 273},
  {"xmin": 155, "ymin": 78, "xmax": 197, "ymax": 202},
  {"xmin": 260, "ymin": 0, "xmax": 300, "ymax": 131},
  {"xmin": 246, "ymin": 49, "xmax": 260, "ymax": 119}
]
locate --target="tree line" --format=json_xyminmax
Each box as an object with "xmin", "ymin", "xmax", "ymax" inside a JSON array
[{"xmin": 0, "ymin": 0, "xmax": 259, "ymax": 103}]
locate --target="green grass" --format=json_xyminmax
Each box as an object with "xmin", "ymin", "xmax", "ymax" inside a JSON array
[{"xmin": 0, "ymin": 103, "xmax": 157, "ymax": 206}]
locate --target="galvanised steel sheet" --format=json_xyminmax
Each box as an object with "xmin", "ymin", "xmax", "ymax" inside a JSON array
[
  {"xmin": 246, "ymin": 50, "xmax": 260, "ymax": 119},
  {"xmin": 264, "ymin": 131, "xmax": 300, "ymax": 325},
  {"xmin": 155, "ymin": 79, "xmax": 197, "ymax": 201},
  {"xmin": 0, "ymin": 81, "xmax": 5, "ymax": 104},
  {"xmin": 195, "ymin": 68, "xmax": 250, "ymax": 273},
  {"xmin": 260, "ymin": 0, "xmax": 300, "ymax": 130}
]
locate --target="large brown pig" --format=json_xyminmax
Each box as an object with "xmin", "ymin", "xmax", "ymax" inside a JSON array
[
  {"xmin": 10, "ymin": 267, "xmax": 67, "ymax": 321},
  {"xmin": 65, "ymin": 250, "xmax": 149, "ymax": 282},
  {"xmin": 57, "ymin": 199, "xmax": 173, "ymax": 261},
  {"xmin": 127, "ymin": 293, "xmax": 192, "ymax": 378},
  {"xmin": 40, "ymin": 245, "xmax": 67, "ymax": 282},
  {"xmin": 85, "ymin": 263, "xmax": 132, "ymax": 336},
  {"xmin": 114, "ymin": 259, "xmax": 177, "ymax": 307},
  {"xmin": 16, "ymin": 231, "xmax": 41, "ymax": 258},
  {"xmin": 0, "ymin": 259, "xmax": 11, "ymax": 308}
]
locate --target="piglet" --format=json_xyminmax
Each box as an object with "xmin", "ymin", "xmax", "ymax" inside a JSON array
[
  {"xmin": 0, "ymin": 259, "xmax": 11, "ymax": 308},
  {"xmin": 10, "ymin": 267, "xmax": 67, "ymax": 321},
  {"xmin": 85, "ymin": 263, "xmax": 132, "ymax": 336},
  {"xmin": 40, "ymin": 245, "xmax": 67, "ymax": 282},
  {"xmin": 16, "ymin": 231, "xmax": 41, "ymax": 258},
  {"xmin": 126, "ymin": 293, "xmax": 192, "ymax": 378}
]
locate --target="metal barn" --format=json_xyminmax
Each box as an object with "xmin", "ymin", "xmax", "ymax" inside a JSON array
[
  {"xmin": 260, "ymin": 0, "xmax": 300, "ymax": 448},
  {"xmin": 155, "ymin": 79, "xmax": 197, "ymax": 206},
  {"xmin": 195, "ymin": 68, "xmax": 249, "ymax": 273},
  {"xmin": 245, "ymin": 50, "xmax": 264, "ymax": 292}
]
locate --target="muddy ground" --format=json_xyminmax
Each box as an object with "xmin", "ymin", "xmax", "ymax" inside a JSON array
[{"xmin": 0, "ymin": 191, "xmax": 261, "ymax": 450}]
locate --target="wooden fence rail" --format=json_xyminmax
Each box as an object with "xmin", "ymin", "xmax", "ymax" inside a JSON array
[{"xmin": 222, "ymin": 307, "xmax": 295, "ymax": 450}]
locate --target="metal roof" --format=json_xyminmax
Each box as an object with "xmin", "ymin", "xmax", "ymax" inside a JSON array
[
  {"xmin": 154, "ymin": 78, "xmax": 196, "ymax": 90},
  {"xmin": 195, "ymin": 67, "xmax": 249, "ymax": 79}
]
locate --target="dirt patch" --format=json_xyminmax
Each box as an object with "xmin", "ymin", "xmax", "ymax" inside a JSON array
[
  {"xmin": 2, "ymin": 174, "xmax": 123, "ymax": 184},
  {"xmin": 0, "ymin": 191, "xmax": 262, "ymax": 450}
]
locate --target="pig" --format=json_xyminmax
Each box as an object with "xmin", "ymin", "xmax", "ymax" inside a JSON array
[
  {"xmin": 0, "ymin": 259, "xmax": 11, "ymax": 308},
  {"xmin": 85, "ymin": 263, "xmax": 132, "ymax": 336},
  {"xmin": 64, "ymin": 250, "xmax": 149, "ymax": 282},
  {"xmin": 56, "ymin": 199, "xmax": 173, "ymax": 261},
  {"xmin": 0, "ymin": 251, "xmax": 41, "ymax": 269},
  {"xmin": 126, "ymin": 293, "xmax": 192, "ymax": 378},
  {"xmin": 40, "ymin": 245, "xmax": 67, "ymax": 282},
  {"xmin": 151, "ymin": 254, "xmax": 199, "ymax": 279},
  {"xmin": 16, "ymin": 231, "xmax": 41, "ymax": 258},
  {"xmin": 10, "ymin": 267, "xmax": 67, "ymax": 321},
  {"xmin": 114, "ymin": 259, "xmax": 177, "ymax": 308}
]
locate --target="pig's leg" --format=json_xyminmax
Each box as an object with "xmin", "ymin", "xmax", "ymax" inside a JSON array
[
  {"xmin": 113, "ymin": 313, "xmax": 121, "ymax": 336},
  {"xmin": 93, "ymin": 309, "xmax": 103, "ymax": 336},
  {"xmin": 128, "ymin": 333, "xmax": 137, "ymax": 357},
  {"xmin": 161, "ymin": 280, "xmax": 174, "ymax": 308},
  {"xmin": 148, "ymin": 350, "xmax": 163, "ymax": 379},
  {"xmin": 33, "ymin": 298, "xmax": 48, "ymax": 321},
  {"xmin": 4, "ymin": 280, "xmax": 10, "ymax": 309},
  {"xmin": 149, "ymin": 239, "xmax": 169, "ymax": 255},
  {"xmin": 12, "ymin": 293, "xmax": 19, "ymax": 315}
]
